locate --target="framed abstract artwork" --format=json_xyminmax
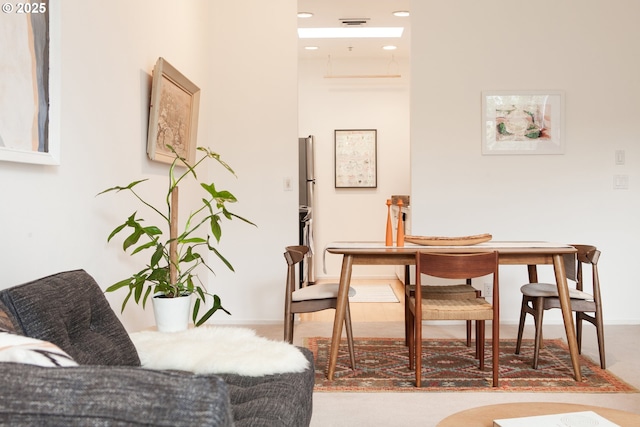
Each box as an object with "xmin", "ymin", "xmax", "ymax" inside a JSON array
[
  {"xmin": 147, "ymin": 57, "xmax": 200, "ymax": 164},
  {"xmin": 334, "ymin": 129, "xmax": 377, "ymax": 188},
  {"xmin": 482, "ymin": 91, "xmax": 564, "ymax": 155},
  {"xmin": 0, "ymin": 0, "xmax": 61, "ymax": 165}
]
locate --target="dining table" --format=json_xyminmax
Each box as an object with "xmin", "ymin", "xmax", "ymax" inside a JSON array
[{"xmin": 323, "ymin": 241, "xmax": 581, "ymax": 382}]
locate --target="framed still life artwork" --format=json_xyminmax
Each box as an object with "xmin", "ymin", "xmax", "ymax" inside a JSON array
[
  {"xmin": 0, "ymin": 0, "xmax": 61, "ymax": 165},
  {"xmin": 147, "ymin": 57, "xmax": 200, "ymax": 164},
  {"xmin": 335, "ymin": 129, "xmax": 377, "ymax": 188},
  {"xmin": 482, "ymin": 91, "xmax": 564, "ymax": 155}
]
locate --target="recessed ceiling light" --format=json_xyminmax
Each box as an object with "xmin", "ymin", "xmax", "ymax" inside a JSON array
[
  {"xmin": 304, "ymin": 46, "xmax": 319, "ymax": 50},
  {"xmin": 382, "ymin": 45, "xmax": 397, "ymax": 50},
  {"xmin": 392, "ymin": 11, "xmax": 410, "ymax": 17},
  {"xmin": 297, "ymin": 12, "xmax": 313, "ymax": 18},
  {"xmin": 297, "ymin": 27, "xmax": 404, "ymax": 39}
]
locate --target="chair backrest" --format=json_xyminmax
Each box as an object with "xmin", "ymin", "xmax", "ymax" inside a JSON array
[
  {"xmin": 416, "ymin": 252, "xmax": 499, "ymax": 281},
  {"xmin": 284, "ymin": 246, "xmax": 310, "ymax": 299},
  {"xmin": 284, "ymin": 245, "xmax": 309, "ymax": 267},
  {"xmin": 416, "ymin": 251, "xmax": 499, "ymax": 302},
  {"xmin": 572, "ymin": 244, "xmax": 601, "ymax": 298},
  {"xmin": 415, "ymin": 251, "xmax": 500, "ymax": 317}
]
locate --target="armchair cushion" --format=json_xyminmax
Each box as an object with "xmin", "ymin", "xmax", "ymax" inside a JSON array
[
  {"xmin": 0, "ymin": 363, "xmax": 233, "ymax": 426},
  {"xmin": 0, "ymin": 270, "xmax": 140, "ymax": 366}
]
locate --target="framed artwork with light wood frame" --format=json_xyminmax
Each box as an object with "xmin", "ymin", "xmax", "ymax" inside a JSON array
[
  {"xmin": 482, "ymin": 91, "xmax": 564, "ymax": 155},
  {"xmin": 334, "ymin": 129, "xmax": 377, "ymax": 188},
  {"xmin": 147, "ymin": 57, "xmax": 200, "ymax": 164}
]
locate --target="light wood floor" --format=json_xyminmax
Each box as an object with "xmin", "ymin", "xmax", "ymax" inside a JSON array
[{"xmin": 299, "ymin": 279, "xmax": 405, "ymax": 322}]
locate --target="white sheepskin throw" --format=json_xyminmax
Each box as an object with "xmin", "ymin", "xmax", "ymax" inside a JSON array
[{"xmin": 129, "ymin": 326, "xmax": 309, "ymax": 377}]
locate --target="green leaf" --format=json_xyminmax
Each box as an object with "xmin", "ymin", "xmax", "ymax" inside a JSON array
[
  {"xmin": 121, "ymin": 290, "xmax": 132, "ymax": 313},
  {"xmin": 181, "ymin": 247, "xmax": 201, "ymax": 263},
  {"xmin": 207, "ymin": 241, "xmax": 235, "ymax": 272},
  {"xmin": 179, "ymin": 237, "xmax": 206, "ymax": 244},
  {"xmin": 133, "ymin": 278, "xmax": 144, "ymax": 303},
  {"xmin": 192, "ymin": 299, "xmax": 200, "ymax": 323},
  {"xmin": 141, "ymin": 286, "xmax": 152, "ymax": 309},
  {"xmin": 150, "ymin": 244, "xmax": 164, "ymax": 267},
  {"xmin": 229, "ymin": 212, "xmax": 256, "ymax": 227},
  {"xmin": 194, "ymin": 295, "xmax": 230, "ymax": 326},
  {"xmin": 96, "ymin": 179, "xmax": 149, "ymax": 196},
  {"xmin": 143, "ymin": 226, "xmax": 163, "ymax": 236},
  {"xmin": 130, "ymin": 241, "xmax": 156, "ymax": 255},
  {"xmin": 107, "ymin": 223, "xmax": 128, "ymax": 242},
  {"xmin": 105, "ymin": 278, "xmax": 133, "ymax": 293},
  {"xmin": 210, "ymin": 215, "xmax": 222, "ymax": 242}
]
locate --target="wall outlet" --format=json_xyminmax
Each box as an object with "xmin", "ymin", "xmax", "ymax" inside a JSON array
[{"xmin": 483, "ymin": 283, "xmax": 493, "ymax": 297}]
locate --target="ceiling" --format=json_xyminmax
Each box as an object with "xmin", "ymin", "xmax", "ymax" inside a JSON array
[{"xmin": 297, "ymin": 0, "xmax": 411, "ymax": 60}]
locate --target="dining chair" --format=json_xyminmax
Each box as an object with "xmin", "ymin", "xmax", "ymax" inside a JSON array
[
  {"xmin": 403, "ymin": 268, "xmax": 480, "ymax": 348},
  {"xmin": 284, "ymin": 245, "xmax": 356, "ymax": 369},
  {"xmin": 515, "ymin": 244, "xmax": 605, "ymax": 369},
  {"xmin": 407, "ymin": 251, "xmax": 500, "ymax": 387}
]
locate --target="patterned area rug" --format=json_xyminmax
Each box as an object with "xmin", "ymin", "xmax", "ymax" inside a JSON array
[{"xmin": 304, "ymin": 337, "xmax": 637, "ymax": 392}]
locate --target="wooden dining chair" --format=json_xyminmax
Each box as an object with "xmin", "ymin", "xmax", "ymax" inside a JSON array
[
  {"xmin": 404, "ymin": 268, "xmax": 481, "ymax": 348},
  {"xmin": 515, "ymin": 244, "xmax": 605, "ymax": 369},
  {"xmin": 284, "ymin": 245, "xmax": 356, "ymax": 369},
  {"xmin": 407, "ymin": 252, "xmax": 500, "ymax": 387}
]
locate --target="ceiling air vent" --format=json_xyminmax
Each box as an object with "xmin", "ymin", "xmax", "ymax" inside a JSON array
[{"xmin": 340, "ymin": 18, "xmax": 369, "ymax": 27}]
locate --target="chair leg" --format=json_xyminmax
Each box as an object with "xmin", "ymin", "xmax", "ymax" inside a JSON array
[
  {"xmin": 284, "ymin": 314, "xmax": 294, "ymax": 344},
  {"xmin": 515, "ymin": 297, "xmax": 528, "ymax": 355},
  {"xmin": 475, "ymin": 320, "xmax": 481, "ymax": 359},
  {"xmin": 344, "ymin": 303, "xmax": 356, "ymax": 370},
  {"xmin": 466, "ymin": 320, "xmax": 472, "ymax": 347},
  {"xmin": 404, "ymin": 290, "xmax": 411, "ymax": 346},
  {"xmin": 415, "ymin": 313, "xmax": 422, "ymax": 387},
  {"xmin": 407, "ymin": 306, "xmax": 415, "ymax": 370},
  {"xmin": 532, "ymin": 297, "xmax": 544, "ymax": 369},
  {"xmin": 576, "ymin": 312, "xmax": 583, "ymax": 354},
  {"xmin": 595, "ymin": 314, "xmax": 606, "ymax": 369},
  {"xmin": 478, "ymin": 320, "xmax": 485, "ymax": 370},
  {"xmin": 593, "ymin": 307, "xmax": 607, "ymax": 369}
]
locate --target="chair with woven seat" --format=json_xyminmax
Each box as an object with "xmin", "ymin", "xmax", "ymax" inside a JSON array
[
  {"xmin": 407, "ymin": 251, "xmax": 500, "ymax": 387},
  {"xmin": 515, "ymin": 244, "xmax": 605, "ymax": 369},
  {"xmin": 403, "ymin": 267, "xmax": 481, "ymax": 348},
  {"xmin": 284, "ymin": 245, "xmax": 356, "ymax": 369}
]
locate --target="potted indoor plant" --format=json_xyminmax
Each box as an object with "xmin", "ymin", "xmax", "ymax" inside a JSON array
[{"xmin": 99, "ymin": 146, "xmax": 254, "ymax": 330}]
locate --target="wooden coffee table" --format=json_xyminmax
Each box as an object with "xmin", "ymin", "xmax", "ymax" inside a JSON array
[{"xmin": 437, "ymin": 402, "xmax": 640, "ymax": 427}]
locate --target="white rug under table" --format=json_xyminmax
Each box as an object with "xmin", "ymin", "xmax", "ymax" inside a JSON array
[{"xmin": 349, "ymin": 284, "xmax": 399, "ymax": 303}]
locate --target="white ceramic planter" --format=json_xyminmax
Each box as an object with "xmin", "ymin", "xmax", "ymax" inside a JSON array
[{"xmin": 152, "ymin": 293, "xmax": 191, "ymax": 332}]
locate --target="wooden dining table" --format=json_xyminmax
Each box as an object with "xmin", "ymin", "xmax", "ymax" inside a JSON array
[{"xmin": 323, "ymin": 241, "xmax": 581, "ymax": 382}]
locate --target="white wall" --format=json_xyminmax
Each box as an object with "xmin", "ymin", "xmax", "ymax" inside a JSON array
[
  {"xmin": 410, "ymin": 0, "xmax": 640, "ymax": 324},
  {"xmin": 298, "ymin": 57, "xmax": 411, "ymax": 279},
  {"xmin": 2, "ymin": 0, "xmax": 638, "ymax": 328},
  {"xmin": 0, "ymin": 0, "xmax": 298, "ymax": 330}
]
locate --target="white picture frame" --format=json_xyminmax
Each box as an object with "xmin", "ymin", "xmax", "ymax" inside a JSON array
[
  {"xmin": 0, "ymin": 0, "xmax": 61, "ymax": 165},
  {"xmin": 482, "ymin": 91, "xmax": 564, "ymax": 155}
]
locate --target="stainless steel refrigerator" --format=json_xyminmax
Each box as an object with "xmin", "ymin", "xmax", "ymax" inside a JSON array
[{"xmin": 299, "ymin": 135, "xmax": 315, "ymax": 286}]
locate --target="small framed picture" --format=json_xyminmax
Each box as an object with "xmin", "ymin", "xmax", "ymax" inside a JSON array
[
  {"xmin": 147, "ymin": 57, "xmax": 200, "ymax": 164},
  {"xmin": 335, "ymin": 129, "xmax": 377, "ymax": 188},
  {"xmin": 482, "ymin": 91, "xmax": 564, "ymax": 155}
]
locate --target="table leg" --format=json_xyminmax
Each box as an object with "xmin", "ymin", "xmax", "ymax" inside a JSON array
[
  {"xmin": 527, "ymin": 264, "xmax": 538, "ymax": 283},
  {"xmin": 327, "ymin": 254, "xmax": 353, "ymax": 380},
  {"xmin": 553, "ymin": 254, "xmax": 582, "ymax": 382}
]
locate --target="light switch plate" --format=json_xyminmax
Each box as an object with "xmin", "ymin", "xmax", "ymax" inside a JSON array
[{"xmin": 613, "ymin": 175, "xmax": 629, "ymax": 189}]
